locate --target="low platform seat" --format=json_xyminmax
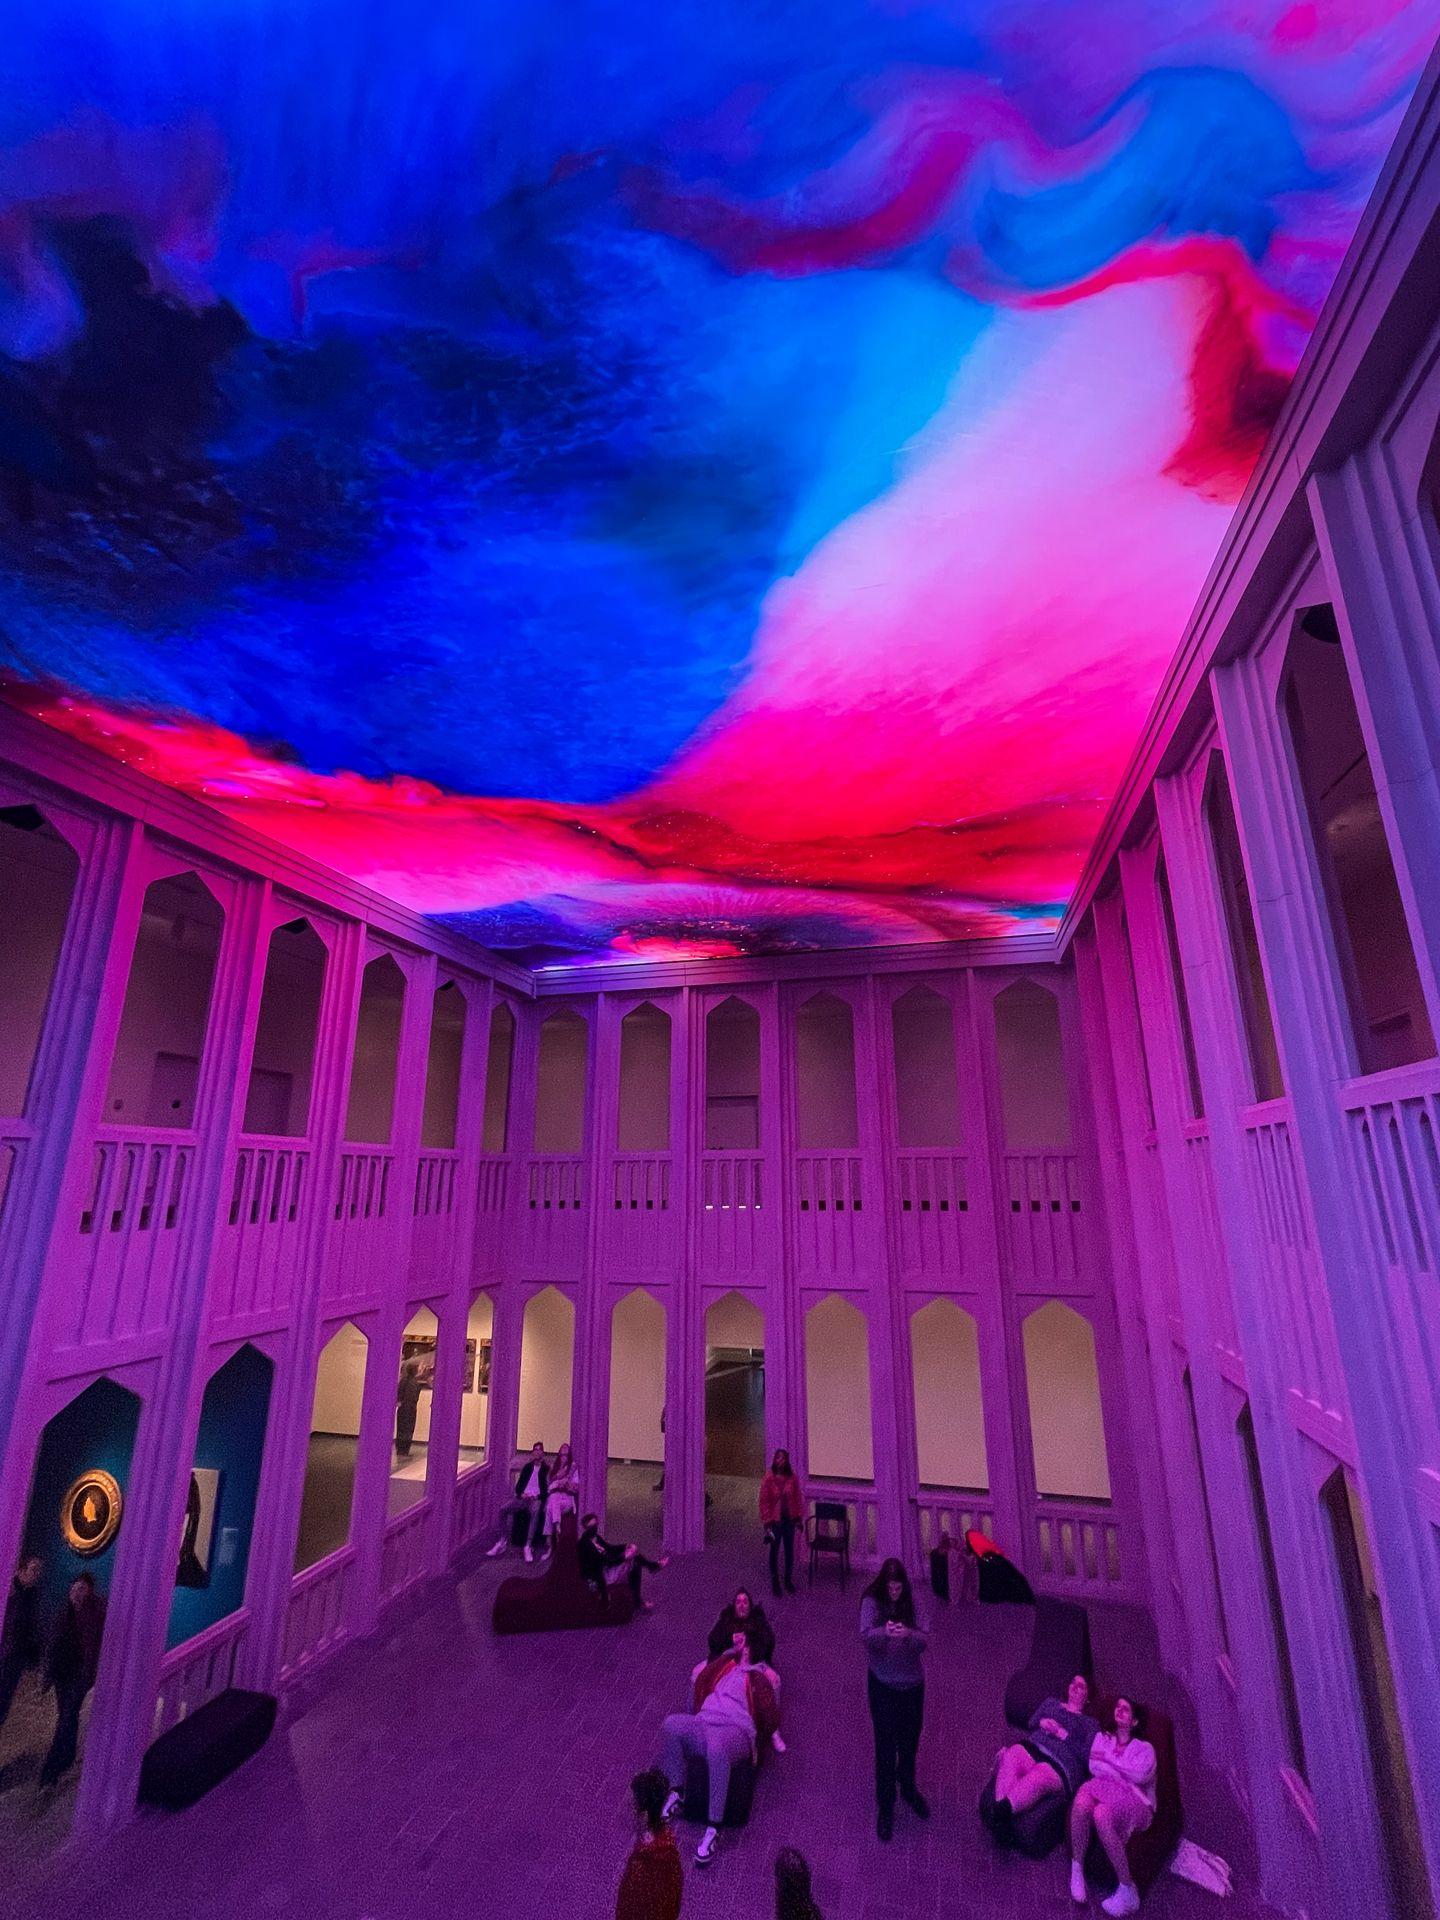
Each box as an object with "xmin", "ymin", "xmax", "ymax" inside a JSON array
[
  {"xmin": 966, "ymin": 1528, "xmax": 1036, "ymax": 1605},
  {"xmin": 681, "ymin": 1746, "xmax": 758, "ymax": 1828},
  {"xmin": 1084, "ymin": 1700, "xmax": 1183, "ymax": 1895},
  {"xmin": 1004, "ymin": 1596, "xmax": 1094, "ymax": 1730},
  {"xmin": 978, "ymin": 1770, "xmax": 1067, "ymax": 1860},
  {"xmin": 491, "ymin": 1513, "xmax": 636, "ymax": 1634},
  {"xmin": 138, "ymin": 1688, "xmax": 277, "ymax": 1810}
]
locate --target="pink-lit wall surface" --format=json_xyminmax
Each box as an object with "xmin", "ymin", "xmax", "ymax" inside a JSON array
[{"xmin": 6, "ymin": 47, "xmax": 1440, "ymax": 1920}]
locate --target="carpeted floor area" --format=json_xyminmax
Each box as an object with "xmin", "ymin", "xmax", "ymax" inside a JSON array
[{"xmin": 5, "ymin": 1463, "xmax": 1281, "ymax": 1920}]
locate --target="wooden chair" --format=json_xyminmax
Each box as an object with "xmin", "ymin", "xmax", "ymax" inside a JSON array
[{"xmin": 806, "ymin": 1500, "xmax": 851, "ymax": 1587}]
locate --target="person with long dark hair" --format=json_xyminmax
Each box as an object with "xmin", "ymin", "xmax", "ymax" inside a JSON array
[
  {"xmin": 758, "ymin": 1449, "xmax": 803, "ymax": 1598},
  {"xmin": 706, "ymin": 1587, "xmax": 775, "ymax": 1665},
  {"xmin": 39, "ymin": 1572, "xmax": 106, "ymax": 1789},
  {"xmin": 774, "ymin": 1846, "xmax": 823, "ymax": 1920},
  {"xmin": 615, "ymin": 1766, "xmax": 683, "ymax": 1920},
  {"xmin": 859, "ymin": 1557, "xmax": 930, "ymax": 1841}
]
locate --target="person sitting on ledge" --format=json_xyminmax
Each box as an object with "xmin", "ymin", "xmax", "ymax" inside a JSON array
[
  {"xmin": 656, "ymin": 1620, "xmax": 780, "ymax": 1868},
  {"xmin": 707, "ymin": 1586, "xmax": 775, "ymax": 1665},
  {"xmin": 614, "ymin": 1766, "xmax": 683, "ymax": 1920},
  {"xmin": 1068, "ymin": 1696, "xmax": 1158, "ymax": 1917},
  {"xmin": 987, "ymin": 1672, "xmax": 1098, "ymax": 1838},
  {"xmin": 487, "ymin": 1442, "xmax": 549, "ymax": 1561},
  {"xmin": 543, "ymin": 1442, "xmax": 580, "ymax": 1550},
  {"xmin": 578, "ymin": 1513, "xmax": 670, "ymax": 1610}
]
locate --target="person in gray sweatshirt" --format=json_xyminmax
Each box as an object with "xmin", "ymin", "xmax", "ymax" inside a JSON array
[{"xmin": 859, "ymin": 1557, "xmax": 931, "ymax": 1841}]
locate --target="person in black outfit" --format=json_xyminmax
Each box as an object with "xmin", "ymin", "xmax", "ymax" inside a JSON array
[
  {"xmin": 577, "ymin": 1514, "xmax": 669, "ymax": 1609},
  {"xmin": 394, "ymin": 1359, "xmax": 423, "ymax": 1459},
  {"xmin": 859, "ymin": 1557, "xmax": 930, "ymax": 1841},
  {"xmin": 0, "ymin": 1554, "xmax": 43, "ymax": 1733},
  {"xmin": 487, "ymin": 1442, "xmax": 549, "ymax": 1558},
  {"xmin": 40, "ymin": 1572, "xmax": 106, "ymax": 1789},
  {"xmin": 707, "ymin": 1587, "xmax": 776, "ymax": 1665}
]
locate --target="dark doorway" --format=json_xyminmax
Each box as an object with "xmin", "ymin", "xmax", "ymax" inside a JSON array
[{"xmin": 704, "ymin": 1292, "xmax": 765, "ymax": 1542}]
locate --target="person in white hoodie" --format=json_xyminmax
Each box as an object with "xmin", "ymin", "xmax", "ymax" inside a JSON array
[{"xmin": 1067, "ymin": 1696, "xmax": 1157, "ymax": 1917}]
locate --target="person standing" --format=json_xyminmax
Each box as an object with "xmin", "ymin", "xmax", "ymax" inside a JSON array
[
  {"xmin": 615, "ymin": 1766, "xmax": 683, "ymax": 1920},
  {"xmin": 39, "ymin": 1572, "xmax": 106, "ymax": 1789},
  {"xmin": 0, "ymin": 1554, "xmax": 43, "ymax": 1733},
  {"xmin": 395, "ymin": 1358, "xmax": 423, "ymax": 1460},
  {"xmin": 759, "ymin": 1450, "xmax": 803, "ymax": 1598},
  {"xmin": 859, "ymin": 1557, "xmax": 931, "ymax": 1841}
]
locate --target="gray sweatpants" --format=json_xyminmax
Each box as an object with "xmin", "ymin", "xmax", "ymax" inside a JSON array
[{"xmin": 659, "ymin": 1712, "xmax": 752, "ymax": 1824}]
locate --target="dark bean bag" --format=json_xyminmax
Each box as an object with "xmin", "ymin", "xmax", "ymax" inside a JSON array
[
  {"xmin": 930, "ymin": 1545, "xmax": 950, "ymax": 1601},
  {"xmin": 492, "ymin": 1513, "xmax": 636, "ymax": 1634},
  {"xmin": 978, "ymin": 1768, "xmax": 1068, "ymax": 1859},
  {"xmin": 138, "ymin": 1688, "xmax": 277, "ymax": 1809},
  {"xmin": 1084, "ymin": 1702, "xmax": 1182, "ymax": 1895},
  {"xmin": 1004, "ymin": 1596, "xmax": 1093, "ymax": 1730},
  {"xmin": 682, "ymin": 1747, "xmax": 758, "ymax": 1828},
  {"xmin": 965, "ymin": 1529, "xmax": 1036, "ymax": 1605}
]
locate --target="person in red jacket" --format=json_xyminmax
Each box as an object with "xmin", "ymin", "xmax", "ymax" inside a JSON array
[
  {"xmin": 657, "ymin": 1624, "xmax": 780, "ymax": 1867},
  {"xmin": 615, "ymin": 1767, "xmax": 683, "ymax": 1920},
  {"xmin": 758, "ymin": 1449, "xmax": 804, "ymax": 1598}
]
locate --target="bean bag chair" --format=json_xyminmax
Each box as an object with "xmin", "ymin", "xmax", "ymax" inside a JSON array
[
  {"xmin": 139, "ymin": 1688, "xmax": 277, "ymax": 1809},
  {"xmin": 1004, "ymin": 1597, "xmax": 1093, "ymax": 1731},
  {"xmin": 492, "ymin": 1512, "xmax": 636, "ymax": 1634},
  {"xmin": 966, "ymin": 1529, "xmax": 1036, "ymax": 1606},
  {"xmin": 1084, "ymin": 1701, "xmax": 1183, "ymax": 1895},
  {"xmin": 681, "ymin": 1747, "xmax": 758, "ymax": 1828},
  {"xmin": 977, "ymin": 1768, "xmax": 1070, "ymax": 1859}
]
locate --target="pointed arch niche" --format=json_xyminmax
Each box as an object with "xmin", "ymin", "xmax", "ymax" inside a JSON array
[
  {"xmin": 705, "ymin": 997, "xmax": 761, "ymax": 1150},
  {"xmin": 295, "ymin": 1322, "xmax": 369, "ymax": 1571},
  {"xmin": 0, "ymin": 803, "xmax": 79, "ymax": 1120},
  {"xmin": 795, "ymin": 992, "xmax": 859, "ymax": 1149},
  {"xmin": 891, "ymin": 987, "xmax": 961, "ymax": 1149},
  {"xmin": 391, "ymin": 1304, "xmax": 440, "ymax": 1513},
  {"xmin": 1021, "ymin": 1302, "xmax": 1110, "ymax": 1503},
  {"xmin": 994, "ymin": 980, "xmax": 1072, "ymax": 1151},
  {"xmin": 617, "ymin": 1003, "xmax": 671, "ymax": 1152},
  {"xmin": 909, "ymin": 1299, "xmax": 987, "ymax": 1491},
  {"xmin": 105, "ymin": 872, "xmax": 225, "ymax": 1129},
  {"xmin": 421, "ymin": 980, "xmax": 467, "ymax": 1150},
  {"xmin": 243, "ymin": 918, "xmax": 327, "ymax": 1136},
  {"xmin": 534, "ymin": 1011, "xmax": 588, "ymax": 1154},
  {"xmin": 482, "ymin": 1001, "xmax": 516, "ymax": 1153},
  {"xmin": 705, "ymin": 1291, "xmax": 766, "ymax": 1489},
  {"xmin": 344, "ymin": 954, "xmax": 406, "ymax": 1145},
  {"xmin": 517, "ymin": 1286, "xmax": 574, "ymax": 1452},
  {"xmin": 169, "ymin": 1343, "xmax": 274, "ymax": 1647},
  {"xmin": 804, "ymin": 1293, "xmax": 873, "ymax": 1482},
  {"xmin": 607, "ymin": 1289, "xmax": 667, "ymax": 1523},
  {"xmin": 459, "ymin": 1291, "xmax": 494, "ymax": 1473}
]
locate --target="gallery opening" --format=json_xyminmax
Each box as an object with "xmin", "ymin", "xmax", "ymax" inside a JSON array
[{"xmin": 3, "ymin": 8, "xmax": 1440, "ymax": 1920}]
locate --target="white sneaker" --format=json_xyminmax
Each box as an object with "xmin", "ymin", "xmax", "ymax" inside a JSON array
[
  {"xmin": 1070, "ymin": 1860, "xmax": 1088, "ymax": 1904},
  {"xmin": 661, "ymin": 1789, "xmax": 682, "ymax": 1822},
  {"xmin": 695, "ymin": 1826, "xmax": 719, "ymax": 1866},
  {"xmin": 523, "ymin": 1545, "xmax": 534, "ymax": 1563},
  {"xmin": 771, "ymin": 1731, "xmax": 787, "ymax": 1754},
  {"xmin": 1101, "ymin": 1886, "xmax": 1140, "ymax": 1917},
  {"xmin": 486, "ymin": 1540, "xmax": 507, "ymax": 1557}
]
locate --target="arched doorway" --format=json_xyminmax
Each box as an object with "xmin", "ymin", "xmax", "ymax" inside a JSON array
[{"xmin": 704, "ymin": 1291, "xmax": 765, "ymax": 1540}]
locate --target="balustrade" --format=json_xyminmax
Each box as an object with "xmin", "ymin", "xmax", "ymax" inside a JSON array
[
  {"xmin": 806, "ymin": 1481, "xmax": 880, "ymax": 1566},
  {"xmin": 1001, "ymin": 1152, "xmax": 1084, "ymax": 1287},
  {"xmin": 697, "ymin": 1152, "xmax": 770, "ymax": 1277},
  {"xmin": 1033, "ymin": 1500, "xmax": 1125, "ymax": 1597},
  {"xmin": 1180, "ymin": 1125, "xmax": 1243, "ymax": 1366},
  {"xmin": 380, "ymin": 1499, "xmax": 432, "ymax": 1603},
  {"xmin": 281, "ymin": 1547, "xmax": 356, "ymax": 1685},
  {"xmin": 893, "ymin": 1152, "xmax": 970, "ymax": 1278},
  {"xmin": 152, "ymin": 1609, "xmax": 250, "ymax": 1738},
  {"xmin": 792, "ymin": 1153, "xmax": 869, "ymax": 1276},
  {"xmin": 62, "ymin": 1127, "xmax": 195, "ymax": 1349},
  {"xmin": 520, "ymin": 1155, "xmax": 585, "ymax": 1270},
  {"xmin": 324, "ymin": 1148, "xmax": 396, "ymax": 1304},
  {"xmin": 450, "ymin": 1462, "xmax": 492, "ymax": 1556},
  {"xmin": 604, "ymin": 1153, "xmax": 675, "ymax": 1273},
  {"xmin": 211, "ymin": 1137, "xmax": 312, "ymax": 1325},
  {"xmin": 912, "ymin": 1490, "xmax": 994, "ymax": 1561},
  {"xmin": 410, "ymin": 1147, "xmax": 461, "ymax": 1285},
  {"xmin": 473, "ymin": 1155, "xmax": 510, "ymax": 1275}
]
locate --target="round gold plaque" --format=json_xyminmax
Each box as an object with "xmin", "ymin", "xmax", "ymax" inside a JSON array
[{"xmin": 59, "ymin": 1469, "xmax": 123, "ymax": 1557}]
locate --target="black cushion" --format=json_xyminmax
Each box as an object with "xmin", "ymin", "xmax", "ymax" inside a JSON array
[
  {"xmin": 682, "ymin": 1746, "xmax": 757, "ymax": 1827},
  {"xmin": 139, "ymin": 1688, "xmax": 276, "ymax": 1810},
  {"xmin": 977, "ymin": 1550, "xmax": 1035, "ymax": 1605},
  {"xmin": 930, "ymin": 1547, "xmax": 950, "ymax": 1601},
  {"xmin": 978, "ymin": 1770, "xmax": 1068, "ymax": 1859},
  {"xmin": 1004, "ymin": 1597, "xmax": 1093, "ymax": 1730}
]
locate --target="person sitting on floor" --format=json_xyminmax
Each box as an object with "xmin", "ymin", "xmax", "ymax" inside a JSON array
[
  {"xmin": 543, "ymin": 1442, "xmax": 580, "ymax": 1550},
  {"xmin": 487, "ymin": 1442, "xmax": 549, "ymax": 1561},
  {"xmin": 986, "ymin": 1672, "xmax": 1098, "ymax": 1840},
  {"xmin": 615, "ymin": 1766, "xmax": 683, "ymax": 1920},
  {"xmin": 1068, "ymin": 1696, "xmax": 1158, "ymax": 1918},
  {"xmin": 656, "ymin": 1620, "xmax": 780, "ymax": 1869},
  {"xmin": 707, "ymin": 1586, "xmax": 775, "ymax": 1665},
  {"xmin": 578, "ymin": 1513, "xmax": 670, "ymax": 1611}
]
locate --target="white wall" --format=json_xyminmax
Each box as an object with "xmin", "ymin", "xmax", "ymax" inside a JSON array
[
  {"xmin": 534, "ymin": 1013, "xmax": 587, "ymax": 1154},
  {"xmin": 706, "ymin": 1291, "xmax": 765, "ymax": 1351},
  {"xmin": 344, "ymin": 958, "xmax": 405, "ymax": 1145},
  {"xmin": 400, "ymin": 1304, "xmax": 440, "ymax": 1443},
  {"xmin": 459, "ymin": 1292, "xmax": 494, "ymax": 1455},
  {"xmin": 805, "ymin": 1294, "xmax": 874, "ymax": 1481},
  {"xmin": 608, "ymin": 1290, "xmax": 666, "ymax": 1460},
  {"xmin": 617, "ymin": 1006, "xmax": 671, "ymax": 1152},
  {"xmin": 310, "ymin": 1323, "xmax": 370, "ymax": 1436},
  {"xmin": 892, "ymin": 991, "xmax": 962, "ymax": 1149},
  {"xmin": 994, "ymin": 982, "xmax": 1073, "ymax": 1150},
  {"xmin": 1022, "ymin": 1302, "xmax": 1111, "ymax": 1502},
  {"xmin": 516, "ymin": 1286, "xmax": 574, "ymax": 1453},
  {"xmin": 911, "ymin": 1299, "xmax": 988, "ymax": 1489},
  {"xmin": 0, "ymin": 821, "xmax": 76, "ymax": 1118},
  {"xmin": 104, "ymin": 879, "xmax": 223, "ymax": 1125},
  {"xmin": 794, "ymin": 995, "xmax": 859, "ymax": 1149}
]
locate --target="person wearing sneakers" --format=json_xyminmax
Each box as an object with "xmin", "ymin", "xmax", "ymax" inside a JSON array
[
  {"xmin": 577, "ymin": 1512, "xmax": 670, "ymax": 1610},
  {"xmin": 614, "ymin": 1767, "xmax": 683, "ymax": 1920},
  {"xmin": 486, "ymin": 1442, "xmax": 549, "ymax": 1560},
  {"xmin": 1067, "ymin": 1696, "xmax": 1157, "ymax": 1916},
  {"xmin": 656, "ymin": 1620, "xmax": 780, "ymax": 1868},
  {"xmin": 859, "ymin": 1557, "xmax": 931, "ymax": 1842}
]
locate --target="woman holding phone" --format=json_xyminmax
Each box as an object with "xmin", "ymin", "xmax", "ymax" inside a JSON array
[{"xmin": 859, "ymin": 1557, "xmax": 931, "ymax": 1841}]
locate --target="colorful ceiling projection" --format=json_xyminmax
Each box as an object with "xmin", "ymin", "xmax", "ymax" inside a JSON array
[{"xmin": 0, "ymin": 5, "xmax": 1432, "ymax": 966}]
